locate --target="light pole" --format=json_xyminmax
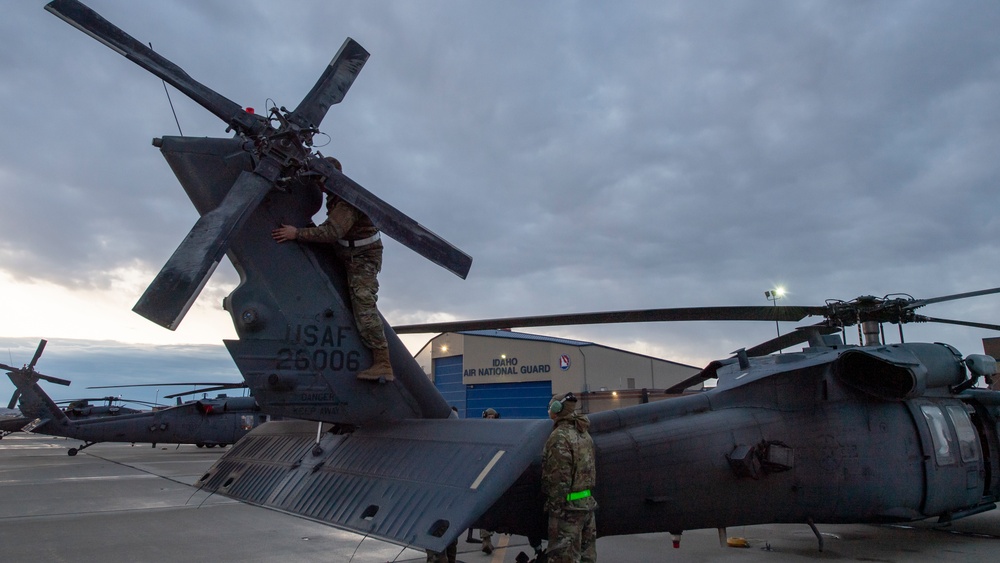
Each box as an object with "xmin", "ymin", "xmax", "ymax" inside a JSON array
[{"xmin": 765, "ymin": 287, "xmax": 785, "ymax": 345}]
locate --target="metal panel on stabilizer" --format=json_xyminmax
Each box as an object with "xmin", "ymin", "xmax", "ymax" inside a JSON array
[{"xmin": 197, "ymin": 418, "xmax": 551, "ymax": 552}]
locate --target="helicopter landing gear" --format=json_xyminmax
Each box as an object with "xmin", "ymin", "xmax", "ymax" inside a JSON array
[
  {"xmin": 807, "ymin": 518, "xmax": 824, "ymax": 552},
  {"xmin": 68, "ymin": 441, "xmax": 97, "ymax": 456}
]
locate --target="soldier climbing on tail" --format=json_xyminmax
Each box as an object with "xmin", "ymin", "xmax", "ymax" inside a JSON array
[{"xmin": 271, "ymin": 156, "xmax": 394, "ymax": 382}]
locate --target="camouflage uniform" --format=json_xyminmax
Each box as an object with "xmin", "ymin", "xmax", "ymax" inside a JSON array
[
  {"xmin": 542, "ymin": 408, "xmax": 597, "ymax": 563},
  {"xmin": 296, "ymin": 194, "xmax": 388, "ymax": 352}
]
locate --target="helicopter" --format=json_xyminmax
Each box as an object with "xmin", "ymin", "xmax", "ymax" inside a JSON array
[
  {"xmin": 1, "ymin": 396, "xmax": 158, "ymax": 437},
  {"xmin": 2, "ymin": 339, "xmax": 267, "ymax": 455},
  {"xmin": 0, "ymin": 395, "xmax": 149, "ymax": 438},
  {"xmin": 44, "ymin": 0, "xmax": 1000, "ymax": 555}
]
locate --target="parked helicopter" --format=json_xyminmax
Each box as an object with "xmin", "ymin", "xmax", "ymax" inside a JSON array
[
  {"xmin": 2, "ymin": 339, "xmax": 267, "ymax": 455},
  {"xmin": 1, "ymin": 397, "xmax": 155, "ymax": 438},
  {"xmin": 45, "ymin": 0, "xmax": 1000, "ymax": 555}
]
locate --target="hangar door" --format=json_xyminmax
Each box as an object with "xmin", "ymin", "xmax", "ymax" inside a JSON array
[
  {"xmin": 467, "ymin": 381, "xmax": 552, "ymax": 420},
  {"xmin": 433, "ymin": 356, "xmax": 552, "ymax": 419},
  {"xmin": 433, "ymin": 356, "xmax": 466, "ymax": 416}
]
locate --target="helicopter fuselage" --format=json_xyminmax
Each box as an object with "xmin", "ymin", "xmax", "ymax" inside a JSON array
[{"xmin": 479, "ymin": 341, "xmax": 1000, "ymax": 540}]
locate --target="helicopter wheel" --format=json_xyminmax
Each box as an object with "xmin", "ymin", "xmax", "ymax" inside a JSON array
[
  {"xmin": 68, "ymin": 448, "xmax": 78, "ymax": 456},
  {"xmin": 196, "ymin": 443, "xmax": 204, "ymax": 448}
]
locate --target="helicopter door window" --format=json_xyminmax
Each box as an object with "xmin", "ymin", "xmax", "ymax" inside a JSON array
[
  {"xmin": 945, "ymin": 405, "xmax": 979, "ymax": 463},
  {"xmin": 920, "ymin": 405, "xmax": 955, "ymax": 466}
]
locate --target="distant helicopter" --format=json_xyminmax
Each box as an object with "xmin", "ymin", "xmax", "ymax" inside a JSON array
[
  {"xmin": 56, "ymin": 396, "xmax": 152, "ymax": 418},
  {"xmin": 2, "ymin": 339, "xmax": 266, "ymax": 455},
  {"xmin": 1, "ymin": 396, "xmax": 158, "ymax": 438},
  {"xmin": 1, "ymin": 396, "xmax": 149, "ymax": 438},
  {"xmin": 44, "ymin": 0, "xmax": 1000, "ymax": 555}
]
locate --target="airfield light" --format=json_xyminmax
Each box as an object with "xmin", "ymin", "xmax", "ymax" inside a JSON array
[{"xmin": 765, "ymin": 287, "xmax": 785, "ymax": 348}]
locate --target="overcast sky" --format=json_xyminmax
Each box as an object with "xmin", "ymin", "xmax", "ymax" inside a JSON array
[{"xmin": 2, "ymin": 1, "xmax": 1000, "ymax": 406}]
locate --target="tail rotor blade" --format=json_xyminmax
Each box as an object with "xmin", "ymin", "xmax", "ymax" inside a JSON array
[
  {"xmin": 45, "ymin": 0, "xmax": 250, "ymax": 131},
  {"xmin": 8, "ymin": 390, "xmax": 21, "ymax": 410},
  {"xmin": 289, "ymin": 37, "xmax": 370, "ymax": 130},
  {"xmin": 316, "ymin": 159, "xmax": 472, "ymax": 279},
  {"xmin": 37, "ymin": 373, "xmax": 72, "ymax": 387},
  {"xmin": 133, "ymin": 168, "xmax": 275, "ymax": 329},
  {"xmin": 27, "ymin": 339, "xmax": 47, "ymax": 371}
]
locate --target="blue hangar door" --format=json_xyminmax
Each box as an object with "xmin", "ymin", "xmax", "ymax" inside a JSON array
[
  {"xmin": 433, "ymin": 356, "xmax": 552, "ymax": 419},
  {"xmin": 467, "ymin": 380, "xmax": 552, "ymax": 420},
  {"xmin": 433, "ymin": 356, "xmax": 466, "ymax": 416}
]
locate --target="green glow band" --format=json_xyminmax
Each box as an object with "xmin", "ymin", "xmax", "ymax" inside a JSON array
[{"xmin": 566, "ymin": 489, "xmax": 591, "ymax": 501}]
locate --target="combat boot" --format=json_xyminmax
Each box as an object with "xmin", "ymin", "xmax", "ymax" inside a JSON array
[{"xmin": 357, "ymin": 347, "xmax": 394, "ymax": 381}]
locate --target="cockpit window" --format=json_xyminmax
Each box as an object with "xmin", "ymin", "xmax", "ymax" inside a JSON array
[
  {"xmin": 920, "ymin": 405, "xmax": 955, "ymax": 466},
  {"xmin": 946, "ymin": 405, "xmax": 979, "ymax": 463}
]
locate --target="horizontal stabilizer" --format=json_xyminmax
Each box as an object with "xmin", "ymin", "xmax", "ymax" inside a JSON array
[
  {"xmin": 21, "ymin": 417, "xmax": 52, "ymax": 433},
  {"xmin": 197, "ymin": 418, "xmax": 551, "ymax": 552}
]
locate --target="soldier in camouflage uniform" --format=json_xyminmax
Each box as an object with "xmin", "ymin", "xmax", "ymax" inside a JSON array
[
  {"xmin": 541, "ymin": 392, "xmax": 597, "ymax": 563},
  {"xmin": 271, "ymin": 157, "xmax": 394, "ymax": 382}
]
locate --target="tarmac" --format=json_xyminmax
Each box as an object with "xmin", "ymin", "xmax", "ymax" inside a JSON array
[{"xmin": 1, "ymin": 432, "xmax": 999, "ymax": 562}]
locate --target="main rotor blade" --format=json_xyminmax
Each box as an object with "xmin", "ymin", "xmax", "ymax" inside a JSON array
[
  {"xmin": 745, "ymin": 332, "xmax": 811, "ymax": 358},
  {"xmin": 56, "ymin": 397, "xmax": 121, "ymax": 404},
  {"xmin": 27, "ymin": 339, "xmax": 47, "ymax": 371},
  {"xmin": 164, "ymin": 384, "xmax": 249, "ymax": 399},
  {"xmin": 45, "ymin": 0, "xmax": 249, "ymax": 130},
  {"xmin": 393, "ymin": 305, "xmax": 827, "ymax": 334},
  {"xmin": 7, "ymin": 390, "xmax": 21, "ymax": 410},
  {"xmin": 314, "ymin": 158, "xmax": 473, "ymax": 279},
  {"xmin": 88, "ymin": 382, "xmax": 244, "ymax": 389},
  {"xmin": 919, "ymin": 316, "xmax": 1000, "ymax": 332},
  {"xmin": 664, "ymin": 370, "xmax": 716, "ymax": 394},
  {"xmin": 133, "ymin": 167, "xmax": 276, "ymax": 329},
  {"xmin": 289, "ymin": 38, "xmax": 370, "ymax": 130},
  {"xmin": 745, "ymin": 323, "xmax": 842, "ymax": 357},
  {"xmin": 905, "ymin": 286, "xmax": 1000, "ymax": 310}
]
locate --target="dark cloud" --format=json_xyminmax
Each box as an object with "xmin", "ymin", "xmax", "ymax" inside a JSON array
[{"xmin": 2, "ymin": 1, "xmax": 1000, "ymax": 373}]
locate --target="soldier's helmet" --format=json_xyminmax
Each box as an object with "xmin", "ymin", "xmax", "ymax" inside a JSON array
[
  {"xmin": 548, "ymin": 392, "xmax": 578, "ymax": 415},
  {"xmin": 482, "ymin": 407, "xmax": 500, "ymax": 419}
]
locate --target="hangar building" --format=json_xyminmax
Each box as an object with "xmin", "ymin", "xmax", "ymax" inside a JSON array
[{"xmin": 413, "ymin": 330, "xmax": 701, "ymax": 419}]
